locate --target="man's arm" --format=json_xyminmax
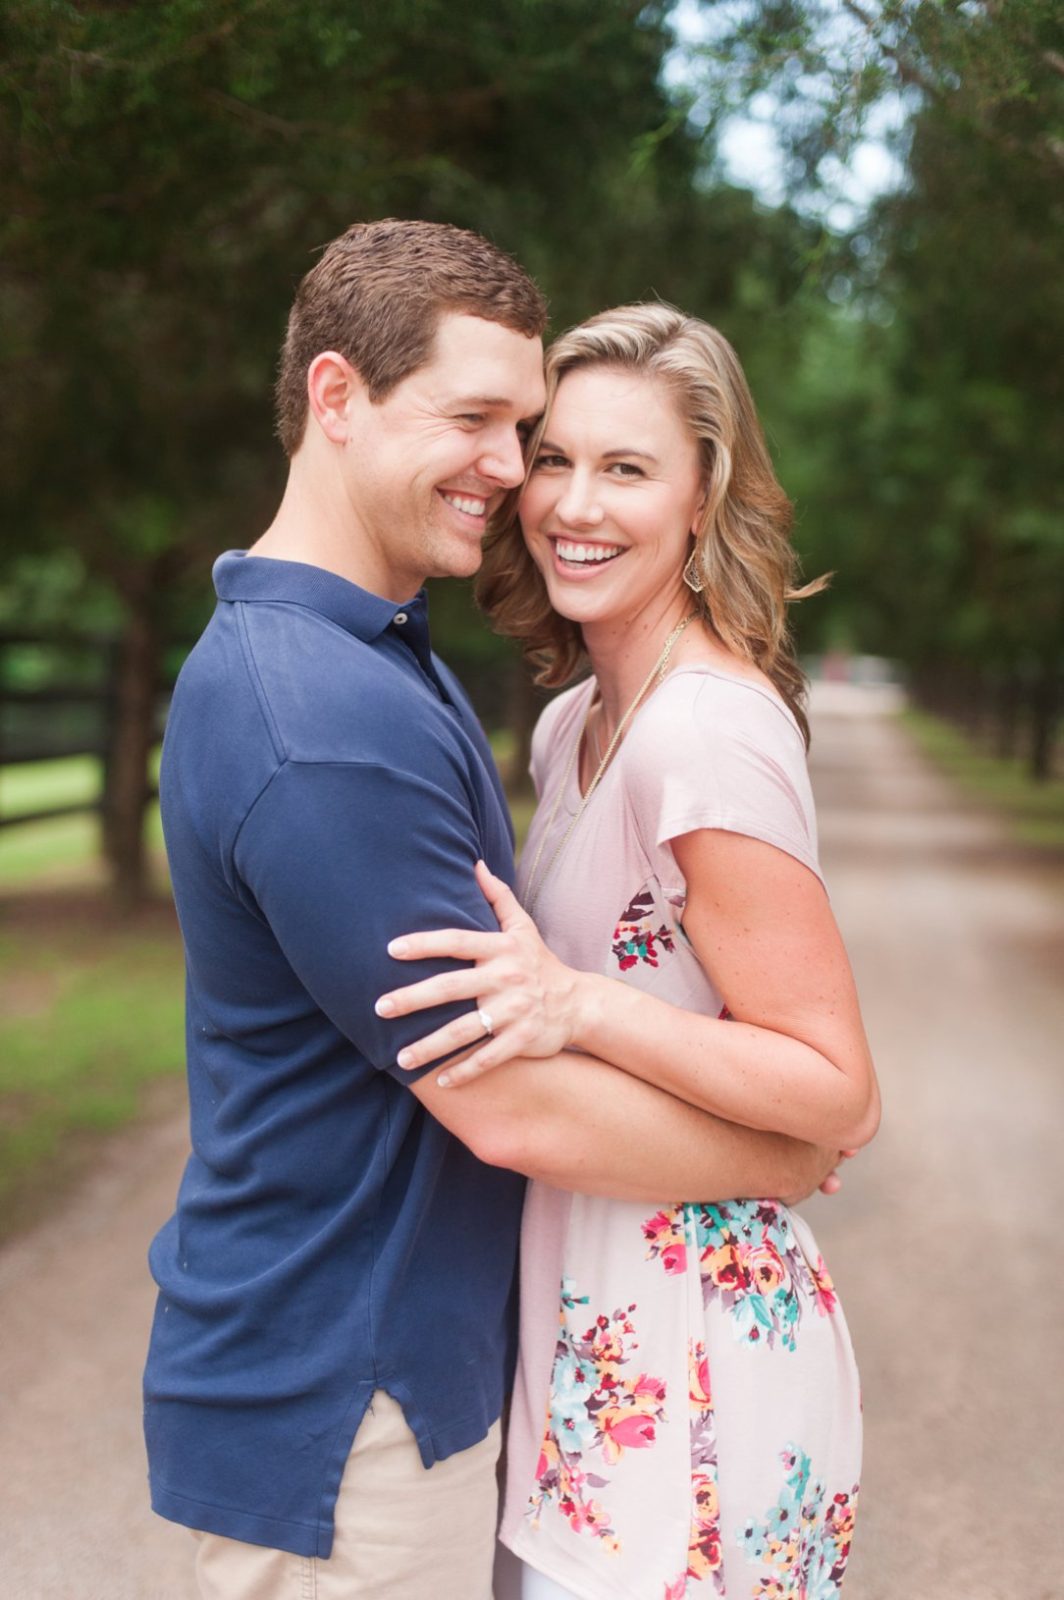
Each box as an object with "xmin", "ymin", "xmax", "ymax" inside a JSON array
[
  {"xmin": 235, "ymin": 758, "xmax": 836, "ymax": 1204},
  {"xmin": 410, "ymin": 1050, "xmax": 838, "ymax": 1204}
]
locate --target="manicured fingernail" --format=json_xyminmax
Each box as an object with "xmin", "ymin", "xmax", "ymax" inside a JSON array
[
  {"xmin": 397, "ymin": 1049, "xmax": 413, "ymax": 1069},
  {"xmin": 436, "ymin": 1072, "xmax": 451, "ymax": 1089},
  {"xmin": 387, "ymin": 939, "xmax": 409, "ymax": 957},
  {"xmin": 375, "ymin": 997, "xmax": 395, "ymax": 1016}
]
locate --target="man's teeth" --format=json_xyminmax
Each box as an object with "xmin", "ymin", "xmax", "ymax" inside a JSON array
[
  {"xmin": 442, "ymin": 492, "xmax": 486, "ymax": 517},
  {"xmin": 555, "ymin": 540, "xmax": 623, "ymax": 564}
]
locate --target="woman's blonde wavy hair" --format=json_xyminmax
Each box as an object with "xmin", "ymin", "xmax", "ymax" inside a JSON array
[{"xmin": 475, "ymin": 302, "xmax": 826, "ymax": 745}]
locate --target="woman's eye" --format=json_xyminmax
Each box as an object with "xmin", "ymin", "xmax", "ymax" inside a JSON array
[
  {"xmin": 609, "ymin": 461, "xmax": 645, "ymax": 478},
  {"xmin": 533, "ymin": 453, "xmax": 568, "ymax": 470}
]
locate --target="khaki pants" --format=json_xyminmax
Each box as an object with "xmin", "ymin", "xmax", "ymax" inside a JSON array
[{"xmin": 193, "ymin": 1391, "xmax": 501, "ymax": 1600}]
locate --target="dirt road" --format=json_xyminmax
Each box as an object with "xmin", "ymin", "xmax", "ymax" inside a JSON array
[{"xmin": 3, "ymin": 688, "xmax": 1062, "ymax": 1599}]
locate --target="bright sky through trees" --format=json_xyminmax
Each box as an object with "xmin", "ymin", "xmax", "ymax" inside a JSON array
[{"xmin": 667, "ymin": 0, "xmax": 909, "ymax": 227}]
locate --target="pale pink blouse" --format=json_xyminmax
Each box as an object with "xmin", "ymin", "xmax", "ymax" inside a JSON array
[{"xmin": 501, "ymin": 666, "xmax": 861, "ymax": 1600}]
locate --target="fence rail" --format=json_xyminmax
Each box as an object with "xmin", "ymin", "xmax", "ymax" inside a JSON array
[
  {"xmin": 0, "ymin": 628, "xmax": 537, "ymax": 838},
  {"xmin": 0, "ymin": 629, "xmax": 176, "ymax": 828}
]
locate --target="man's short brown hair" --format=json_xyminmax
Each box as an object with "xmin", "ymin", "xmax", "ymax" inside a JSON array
[{"xmin": 274, "ymin": 218, "xmax": 548, "ymax": 456}]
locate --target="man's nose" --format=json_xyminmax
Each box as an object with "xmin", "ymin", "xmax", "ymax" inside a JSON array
[{"xmin": 479, "ymin": 427, "xmax": 527, "ymax": 490}]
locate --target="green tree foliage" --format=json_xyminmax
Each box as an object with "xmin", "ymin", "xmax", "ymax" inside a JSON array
[
  {"xmin": 0, "ymin": 3, "xmax": 695, "ymax": 890},
  {"xmin": 690, "ymin": 0, "xmax": 1063, "ymax": 774}
]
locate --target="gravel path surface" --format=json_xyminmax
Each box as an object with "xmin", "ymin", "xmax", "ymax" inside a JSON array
[{"xmin": 3, "ymin": 687, "xmax": 1061, "ymax": 1599}]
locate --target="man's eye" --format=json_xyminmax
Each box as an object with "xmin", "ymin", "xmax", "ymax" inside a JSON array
[{"xmin": 458, "ymin": 413, "xmax": 485, "ymax": 426}]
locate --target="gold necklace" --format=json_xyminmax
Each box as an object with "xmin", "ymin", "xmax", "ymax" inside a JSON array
[{"xmin": 523, "ymin": 613, "xmax": 696, "ymax": 916}]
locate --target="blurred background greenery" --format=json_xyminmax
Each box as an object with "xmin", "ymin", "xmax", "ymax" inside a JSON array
[{"xmin": 1, "ymin": 0, "xmax": 1061, "ymax": 1225}]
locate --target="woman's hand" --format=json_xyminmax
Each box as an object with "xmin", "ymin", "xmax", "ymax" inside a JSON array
[{"xmin": 375, "ymin": 861, "xmax": 586, "ymax": 1086}]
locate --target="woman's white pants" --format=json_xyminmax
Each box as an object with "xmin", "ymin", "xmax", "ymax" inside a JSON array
[{"xmin": 519, "ymin": 1562, "xmax": 583, "ymax": 1600}]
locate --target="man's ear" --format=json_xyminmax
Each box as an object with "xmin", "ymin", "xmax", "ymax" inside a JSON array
[{"xmin": 306, "ymin": 351, "xmax": 363, "ymax": 444}]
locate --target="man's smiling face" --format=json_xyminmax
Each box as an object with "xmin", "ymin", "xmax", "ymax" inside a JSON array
[{"xmin": 341, "ymin": 312, "xmax": 546, "ymax": 599}]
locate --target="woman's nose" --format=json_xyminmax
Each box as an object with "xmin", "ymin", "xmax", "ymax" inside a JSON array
[{"xmin": 555, "ymin": 478, "xmax": 604, "ymax": 527}]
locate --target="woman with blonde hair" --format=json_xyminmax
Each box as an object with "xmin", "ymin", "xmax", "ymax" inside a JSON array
[{"xmin": 380, "ymin": 303, "xmax": 878, "ymax": 1599}]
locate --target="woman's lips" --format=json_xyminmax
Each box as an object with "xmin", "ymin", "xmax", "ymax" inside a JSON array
[{"xmin": 550, "ymin": 536, "xmax": 625, "ymax": 576}]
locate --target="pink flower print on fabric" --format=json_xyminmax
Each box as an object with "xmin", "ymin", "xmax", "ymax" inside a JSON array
[
  {"xmin": 611, "ymin": 888, "xmax": 676, "ymax": 971},
  {"xmin": 643, "ymin": 1201, "xmax": 838, "ymax": 1353},
  {"xmin": 663, "ymin": 1339, "xmax": 726, "ymax": 1597},
  {"xmin": 527, "ymin": 1278, "xmax": 667, "ymax": 1552},
  {"xmin": 739, "ymin": 1444, "xmax": 859, "ymax": 1599}
]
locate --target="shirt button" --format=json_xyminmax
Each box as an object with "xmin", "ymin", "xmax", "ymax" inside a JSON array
[{"xmin": 393, "ymin": 611, "xmax": 408, "ymax": 625}]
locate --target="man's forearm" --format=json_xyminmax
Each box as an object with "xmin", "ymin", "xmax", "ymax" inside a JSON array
[{"xmin": 414, "ymin": 1050, "xmax": 830, "ymax": 1203}]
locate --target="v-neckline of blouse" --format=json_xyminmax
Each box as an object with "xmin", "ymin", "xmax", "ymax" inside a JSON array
[{"xmin": 569, "ymin": 661, "xmax": 797, "ymax": 801}]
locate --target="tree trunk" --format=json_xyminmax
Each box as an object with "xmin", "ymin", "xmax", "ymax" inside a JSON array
[
  {"xmin": 101, "ymin": 604, "xmax": 160, "ymax": 905},
  {"xmin": 1028, "ymin": 662, "xmax": 1059, "ymax": 784},
  {"xmin": 505, "ymin": 659, "xmax": 547, "ymax": 797},
  {"xmin": 994, "ymin": 669, "xmax": 1020, "ymax": 761}
]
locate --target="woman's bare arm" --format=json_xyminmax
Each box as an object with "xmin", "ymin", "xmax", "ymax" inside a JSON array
[
  {"xmin": 378, "ymin": 849, "xmax": 879, "ymax": 1151},
  {"xmin": 572, "ymin": 828, "xmax": 879, "ymax": 1148}
]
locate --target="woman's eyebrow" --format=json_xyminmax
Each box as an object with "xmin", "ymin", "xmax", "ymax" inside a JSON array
[
  {"xmin": 536, "ymin": 439, "xmax": 660, "ymax": 464},
  {"xmin": 603, "ymin": 448, "xmax": 659, "ymax": 463}
]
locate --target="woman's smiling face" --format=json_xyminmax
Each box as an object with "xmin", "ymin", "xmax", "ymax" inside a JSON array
[{"xmin": 518, "ymin": 364, "xmax": 705, "ymax": 632}]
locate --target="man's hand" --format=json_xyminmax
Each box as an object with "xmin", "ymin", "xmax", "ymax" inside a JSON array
[{"xmin": 784, "ymin": 1147, "xmax": 857, "ymax": 1206}]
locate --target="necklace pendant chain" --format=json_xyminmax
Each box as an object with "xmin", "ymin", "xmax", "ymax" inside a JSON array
[{"xmin": 523, "ymin": 613, "xmax": 696, "ymax": 915}]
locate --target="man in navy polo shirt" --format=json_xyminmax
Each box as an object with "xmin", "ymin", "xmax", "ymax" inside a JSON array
[{"xmin": 144, "ymin": 220, "xmax": 836, "ymax": 1600}]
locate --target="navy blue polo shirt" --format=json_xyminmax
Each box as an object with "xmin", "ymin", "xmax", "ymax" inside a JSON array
[{"xmin": 144, "ymin": 552, "xmax": 525, "ymax": 1558}]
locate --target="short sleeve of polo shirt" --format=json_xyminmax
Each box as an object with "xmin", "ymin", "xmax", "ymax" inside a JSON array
[{"xmin": 233, "ymin": 756, "xmax": 496, "ymax": 1081}]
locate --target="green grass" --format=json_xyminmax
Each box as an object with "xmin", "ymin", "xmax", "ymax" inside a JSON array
[
  {"xmin": 0, "ymin": 753, "xmax": 102, "ymax": 816},
  {"xmin": 0, "ymin": 750, "xmax": 165, "ymax": 889},
  {"xmin": 0, "ymin": 899, "xmax": 185, "ymax": 1234},
  {"xmin": 0, "ymin": 738, "xmax": 533, "ymax": 1233},
  {"xmin": 902, "ymin": 707, "xmax": 1064, "ymax": 849},
  {"xmin": 0, "ymin": 804, "xmax": 166, "ymax": 889}
]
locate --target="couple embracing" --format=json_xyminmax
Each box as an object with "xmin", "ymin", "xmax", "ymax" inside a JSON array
[{"xmin": 144, "ymin": 218, "xmax": 878, "ymax": 1600}]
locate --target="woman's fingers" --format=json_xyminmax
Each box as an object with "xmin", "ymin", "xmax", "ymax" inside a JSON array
[
  {"xmin": 394, "ymin": 1007, "xmax": 496, "ymax": 1073},
  {"xmin": 385, "ymin": 867, "xmax": 527, "ymax": 967},
  {"xmin": 376, "ymin": 966, "xmax": 483, "ymax": 1019},
  {"xmin": 474, "ymin": 859, "xmax": 528, "ymax": 931},
  {"xmin": 437, "ymin": 1039, "xmax": 513, "ymax": 1089},
  {"xmin": 387, "ymin": 928, "xmax": 500, "ymax": 962}
]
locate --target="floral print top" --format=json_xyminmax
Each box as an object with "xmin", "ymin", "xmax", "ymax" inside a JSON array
[{"xmin": 500, "ymin": 667, "xmax": 862, "ymax": 1600}]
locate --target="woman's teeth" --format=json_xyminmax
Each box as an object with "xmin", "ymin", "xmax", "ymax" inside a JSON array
[{"xmin": 555, "ymin": 540, "xmax": 623, "ymax": 565}]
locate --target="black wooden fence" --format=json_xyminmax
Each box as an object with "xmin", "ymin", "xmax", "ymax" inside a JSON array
[
  {"xmin": 0, "ymin": 629, "xmax": 179, "ymax": 830},
  {"xmin": 0, "ymin": 628, "xmax": 541, "ymax": 837}
]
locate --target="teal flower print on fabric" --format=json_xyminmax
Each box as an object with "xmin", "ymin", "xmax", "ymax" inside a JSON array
[
  {"xmin": 739, "ymin": 1444, "xmax": 858, "ymax": 1599},
  {"xmin": 643, "ymin": 1201, "xmax": 838, "ymax": 1353},
  {"xmin": 528, "ymin": 1278, "xmax": 668, "ymax": 1553},
  {"xmin": 612, "ymin": 888, "xmax": 676, "ymax": 971}
]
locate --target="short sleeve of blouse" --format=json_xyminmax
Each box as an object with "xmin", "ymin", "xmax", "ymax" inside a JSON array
[{"xmin": 621, "ymin": 669, "xmax": 823, "ymax": 899}]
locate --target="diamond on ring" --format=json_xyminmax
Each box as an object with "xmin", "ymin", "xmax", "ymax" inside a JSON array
[{"xmin": 477, "ymin": 1008, "xmax": 495, "ymax": 1038}]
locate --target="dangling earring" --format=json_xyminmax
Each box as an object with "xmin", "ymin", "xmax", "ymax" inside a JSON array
[{"xmin": 683, "ymin": 546, "xmax": 705, "ymax": 595}]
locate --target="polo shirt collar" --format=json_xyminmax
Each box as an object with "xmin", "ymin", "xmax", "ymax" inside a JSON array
[
  {"xmin": 212, "ymin": 551, "xmax": 447, "ymax": 699},
  {"xmin": 213, "ymin": 550, "xmax": 428, "ymax": 639}
]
